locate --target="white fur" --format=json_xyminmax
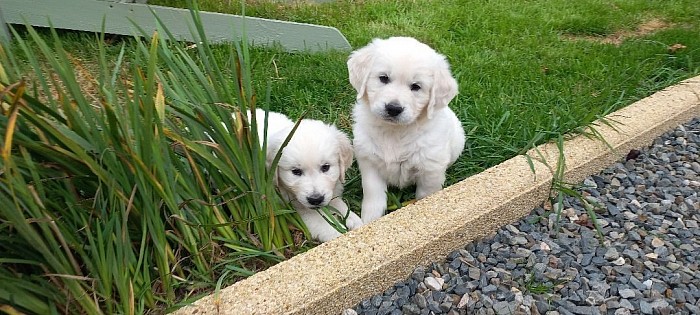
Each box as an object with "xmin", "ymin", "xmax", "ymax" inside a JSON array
[
  {"xmin": 347, "ymin": 37, "xmax": 466, "ymax": 223},
  {"xmin": 250, "ymin": 109, "xmax": 363, "ymax": 242}
]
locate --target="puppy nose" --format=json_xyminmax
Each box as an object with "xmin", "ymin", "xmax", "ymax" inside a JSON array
[
  {"xmin": 385, "ymin": 102, "xmax": 404, "ymax": 117},
  {"xmin": 306, "ymin": 194, "xmax": 325, "ymax": 206}
]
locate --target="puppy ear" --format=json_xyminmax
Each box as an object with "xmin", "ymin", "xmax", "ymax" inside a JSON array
[
  {"xmin": 265, "ymin": 136, "xmax": 281, "ymax": 168},
  {"xmin": 266, "ymin": 148, "xmax": 281, "ymax": 187},
  {"xmin": 334, "ymin": 128, "xmax": 354, "ymax": 183},
  {"xmin": 347, "ymin": 41, "xmax": 376, "ymax": 101},
  {"xmin": 427, "ymin": 57, "xmax": 459, "ymax": 119}
]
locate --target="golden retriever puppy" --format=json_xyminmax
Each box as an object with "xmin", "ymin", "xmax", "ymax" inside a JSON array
[
  {"xmin": 347, "ymin": 37, "xmax": 465, "ymax": 223},
  {"xmin": 251, "ymin": 109, "xmax": 363, "ymax": 242}
]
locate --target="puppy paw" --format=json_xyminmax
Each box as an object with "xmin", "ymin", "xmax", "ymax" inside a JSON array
[
  {"xmin": 345, "ymin": 212, "xmax": 364, "ymax": 231},
  {"xmin": 361, "ymin": 212, "xmax": 384, "ymax": 224},
  {"xmin": 314, "ymin": 228, "xmax": 343, "ymax": 243},
  {"xmin": 361, "ymin": 200, "xmax": 387, "ymax": 224}
]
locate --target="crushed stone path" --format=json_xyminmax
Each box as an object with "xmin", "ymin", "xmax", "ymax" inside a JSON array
[{"xmin": 346, "ymin": 117, "xmax": 700, "ymax": 315}]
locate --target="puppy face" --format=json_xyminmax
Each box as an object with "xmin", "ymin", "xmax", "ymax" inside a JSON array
[
  {"xmin": 348, "ymin": 37, "xmax": 458, "ymax": 125},
  {"xmin": 267, "ymin": 120, "xmax": 353, "ymax": 209}
]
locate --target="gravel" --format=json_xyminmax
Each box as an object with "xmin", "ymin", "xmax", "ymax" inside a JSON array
[{"xmin": 348, "ymin": 117, "xmax": 700, "ymax": 315}]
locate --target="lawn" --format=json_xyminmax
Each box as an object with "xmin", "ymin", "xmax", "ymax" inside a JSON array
[
  {"xmin": 154, "ymin": 0, "xmax": 700, "ymax": 194},
  {"xmin": 1, "ymin": 0, "xmax": 699, "ymax": 314}
]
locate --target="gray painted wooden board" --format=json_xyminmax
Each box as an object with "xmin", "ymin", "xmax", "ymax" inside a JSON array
[
  {"xmin": 96, "ymin": 0, "xmax": 148, "ymax": 3},
  {"xmin": 2, "ymin": 0, "xmax": 351, "ymax": 52},
  {"xmin": 0, "ymin": 6, "xmax": 9, "ymax": 42},
  {"xmin": 97, "ymin": 0, "xmax": 148, "ymax": 3}
]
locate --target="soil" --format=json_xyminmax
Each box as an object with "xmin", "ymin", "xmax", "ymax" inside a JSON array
[{"xmin": 563, "ymin": 18, "xmax": 672, "ymax": 46}]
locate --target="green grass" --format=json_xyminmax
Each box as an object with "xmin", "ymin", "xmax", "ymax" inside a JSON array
[
  {"xmin": 1, "ymin": 0, "xmax": 699, "ymax": 313},
  {"xmin": 150, "ymin": 0, "xmax": 700, "ymax": 206},
  {"xmin": 45, "ymin": 1, "xmax": 700, "ymax": 181}
]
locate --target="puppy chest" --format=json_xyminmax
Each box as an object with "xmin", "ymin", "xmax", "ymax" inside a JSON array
[
  {"xmin": 383, "ymin": 160, "xmax": 420, "ymax": 188},
  {"xmin": 368, "ymin": 146, "xmax": 422, "ymax": 188}
]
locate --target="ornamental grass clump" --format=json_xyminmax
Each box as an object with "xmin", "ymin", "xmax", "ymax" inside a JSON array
[{"xmin": 0, "ymin": 6, "xmax": 305, "ymax": 314}]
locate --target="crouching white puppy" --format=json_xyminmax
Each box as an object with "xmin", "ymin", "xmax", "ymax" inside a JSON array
[
  {"xmin": 347, "ymin": 37, "xmax": 466, "ymax": 224},
  {"xmin": 250, "ymin": 109, "xmax": 363, "ymax": 242}
]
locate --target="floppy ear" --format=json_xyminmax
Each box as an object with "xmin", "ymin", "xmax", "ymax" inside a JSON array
[
  {"xmin": 347, "ymin": 41, "xmax": 377, "ymax": 101},
  {"xmin": 427, "ymin": 57, "xmax": 459, "ymax": 119},
  {"xmin": 265, "ymin": 149, "xmax": 281, "ymax": 187},
  {"xmin": 334, "ymin": 129, "xmax": 354, "ymax": 183}
]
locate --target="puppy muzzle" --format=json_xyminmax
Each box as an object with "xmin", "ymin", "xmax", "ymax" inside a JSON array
[
  {"xmin": 384, "ymin": 102, "xmax": 404, "ymax": 117},
  {"xmin": 306, "ymin": 193, "xmax": 326, "ymax": 208}
]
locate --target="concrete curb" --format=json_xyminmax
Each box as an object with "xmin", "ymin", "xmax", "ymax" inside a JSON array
[{"xmin": 174, "ymin": 75, "xmax": 700, "ymax": 315}]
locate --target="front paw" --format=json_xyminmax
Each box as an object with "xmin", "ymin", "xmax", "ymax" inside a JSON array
[
  {"xmin": 314, "ymin": 228, "xmax": 343, "ymax": 243},
  {"xmin": 345, "ymin": 212, "xmax": 364, "ymax": 231},
  {"xmin": 361, "ymin": 198, "xmax": 386, "ymax": 223},
  {"xmin": 361, "ymin": 209, "xmax": 384, "ymax": 224},
  {"xmin": 415, "ymin": 186, "xmax": 441, "ymax": 200}
]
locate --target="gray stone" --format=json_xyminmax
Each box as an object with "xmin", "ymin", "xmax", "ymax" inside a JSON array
[
  {"xmin": 621, "ymin": 249, "xmax": 639, "ymax": 259},
  {"xmin": 482, "ymin": 294, "xmax": 494, "ymax": 308},
  {"xmin": 432, "ymin": 291, "xmax": 446, "ymax": 303},
  {"xmin": 371, "ymin": 295, "xmax": 383, "ymax": 308},
  {"xmin": 469, "ymin": 267, "xmax": 481, "ymax": 280},
  {"xmin": 360, "ymin": 299, "xmax": 372, "ymax": 310},
  {"xmin": 619, "ymin": 299, "xmax": 634, "ymax": 310},
  {"xmin": 685, "ymin": 304, "xmax": 700, "ymax": 314},
  {"xmin": 568, "ymin": 305, "xmax": 598, "ymax": 315},
  {"xmin": 453, "ymin": 282, "xmax": 469, "ymax": 295},
  {"xmin": 614, "ymin": 309, "xmax": 631, "ymax": 315},
  {"xmin": 604, "ymin": 247, "xmax": 620, "ymax": 260},
  {"xmin": 627, "ymin": 231, "xmax": 642, "ymax": 242},
  {"xmin": 439, "ymin": 301, "xmax": 452, "ymax": 312},
  {"xmin": 343, "ymin": 309, "xmax": 359, "ymax": 315},
  {"xmin": 482, "ymin": 284, "xmax": 497, "ymax": 294},
  {"xmin": 629, "ymin": 277, "xmax": 646, "ymax": 290},
  {"xmin": 413, "ymin": 294, "xmax": 427, "ymax": 309},
  {"xmin": 585, "ymin": 291, "xmax": 606, "ymax": 306},
  {"xmin": 618, "ymin": 288, "xmax": 636, "ymax": 299},
  {"xmin": 535, "ymin": 299, "xmax": 551, "ymax": 313},
  {"xmin": 671, "ymin": 288, "xmax": 686, "ymax": 303},
  {"xmin": 424, "ymin": 277, "xmax": 444, "ymax": 291},
  {"xmin": 377, "ymin": 304, "xmax": 394, "ymax": 315},
  {"xmin": 427, "ymin": 300, "xmax": 441, "ymax": 313},
  {"xmin": 649, "ymin": 299, "xmax": 669, "ymax": 309},
  {"xmin": 493, "ymin": 301, "xmax": 517, "ymax": 315},
  {"xmin": 639, "ymin": 300, "xmax": 652, "ymax": 314},
  {"xmin": 512, "ymin": 236, "xmax": 529, "ymax": 245},
  {"xmin": 412, "ymin": 266, "xmax": 426, "ymax": 282},
  {"xmin": 457, "ymin": 293, "xmax": 470, "ymax": 309}
]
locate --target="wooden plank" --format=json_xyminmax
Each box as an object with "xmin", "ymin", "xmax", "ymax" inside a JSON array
[
  {"xmin": 96, "ymin": 0, "xmax": 148, "ymax": 3},
  {"xmin": 2, "ymin": 0, "xmax": 351, "ymax": 52},
  {"xmin": 0, "ymin": 6, "xmax": 10, "ymax": 42}
]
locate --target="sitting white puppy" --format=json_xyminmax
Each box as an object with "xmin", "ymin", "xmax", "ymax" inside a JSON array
[
  {"xmin": 347, "ymin": 37, "xmax": 466, "ymax": 223},
  {"xmin": 250, "ymin": 109, "xmax": 363, "ymax": 242}
]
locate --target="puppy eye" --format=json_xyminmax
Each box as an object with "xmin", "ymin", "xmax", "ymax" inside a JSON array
[
  {"xmin": 291, "ymin": 168, "xmax": 303, "ymax": 176},
  {"xmin": 378, "ymin": 74, "xmax": 390, "ymax": 84},
  {"xmin": 410, "ymin": 83, "xmax": 421, "ymax": 91},
  {"xmin": 320, "ymin": 163, "xmax": 330, "ymax": 173}
]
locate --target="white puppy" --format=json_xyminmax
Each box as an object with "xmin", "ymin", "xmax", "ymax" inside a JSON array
[
  {"xmin": 250, "ymin": 109, "xmax": 363, "ymax": 242},
  {"xmin": 347, "ymin": 37, "xmax": 466, "ymax": 223}
]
